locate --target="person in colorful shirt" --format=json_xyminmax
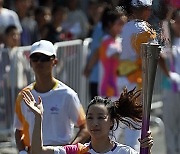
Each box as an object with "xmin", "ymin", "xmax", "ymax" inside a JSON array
[
  {"xmin": 84, "ymin": 6, "xmax": 127, "ymax": 100},
  {"xmin": 13, "ymin": 40, "xmax": 89, "ymax": 154},
  {"xmin": 98, "ymin": 7, "xmax": 128, "ymax": 99},
  {"xmin": 22, "ymin": 87, "xmax": 153, "ymax": 154}
]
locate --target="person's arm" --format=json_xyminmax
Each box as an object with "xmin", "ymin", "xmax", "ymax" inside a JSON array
[
  {"xmin": 83, "ymin": 48, "xmax": 99, "ymax": 77},
  {"xmin": 158, "ymin": 55, "xmax": 170, "ymax": 77},
  {"xmin": 31, "ymin": 111, "xmax": 44, "ymax": 154},
  {"xmin": 15, "ymin": 129, "xmax": 28, "ymax": 154},
  {"xmin": 83, "ymin": 23, "xmax": 103, "ymax": 78},
  {"xmin": 68, "ymin": 95, "xmax": 90, "ymax": 144},
  {"xmin": 31, "ymin": 110, "xmax": 55, "ymax": 154},
  {"xmin": 159, "ymin": 54, "xmax": 180, "ymax": 83},
  {"xmin": 14, "ymin": 92, "xmax": 29, "ymax": 154},
  {"xmin": 21, "ymin": 90, "xmax": 54, "ymax": 154},
  {"xmin": 71, "ymin": 123, "xmax": 90, "ymax": 144}
]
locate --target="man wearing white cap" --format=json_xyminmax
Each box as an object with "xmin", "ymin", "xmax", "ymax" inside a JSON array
[
  {"xmin": 14, "ymin": 40, "xmax": 89, "ymax": 154},
  {"xmin": 117, "ymin": 0, "xmax": 156, "ymax": 151}
]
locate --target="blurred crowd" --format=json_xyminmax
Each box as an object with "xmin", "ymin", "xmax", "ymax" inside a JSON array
[
  {"xmin": 0, "ymin": 0, "xmax": 108, "ymax": 47},
  {"xmin": 0, "ymin": 0, "xmax": 180, "ymax": 154},
  {"xmin": 0, "ymin": 0, "xmax": 179, "ymax": 48}
]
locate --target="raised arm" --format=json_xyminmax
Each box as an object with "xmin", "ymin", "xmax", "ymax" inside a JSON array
[{"xmin": 22, "ymin": 90, "xmax": 54, "ymax": 154}]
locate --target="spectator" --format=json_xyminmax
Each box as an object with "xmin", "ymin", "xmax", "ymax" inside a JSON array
[
  {"xmin": 83, "ymin": 5, "xmax": 108, "ymax": 100},
  {"xmin": 14, "ymin": 40, "xmax": 90, "ymax": 154},
  {"xmin": 63, "ymin": 0, "xmax": 89, "ymax": 39},
  {"xmin": 3, "ymin": 25, "xmax": 21, "ymax": 49},
  {"xmin": 22, "ymin": 88, "xmax": 154, "ymax": 154},
  {"xmin": 3, "ymin": 25, "xmax": 29, "ymax": 97},
  {"xmin": 43, "ymin": 5, "xmax": 70, "ymax": 43},
  {"xmin": 14, "ymin": 0, "xmax": 37, "ymax": 45},
  {"xmin": 34, "ymin": 6, "xmax": 51, "ymax": 40},
  {"xmin": 0, "ymin": 0, "xmax": 22, "ymax": 45},
  {"xmin": 83, "ymin": 0, "xmax": 129, "ymax": 100},
  {"xmin": 84, "ymin": 6, "xmax": 127, "ymax": 99},
  {"xmin": 86, "ymin": 0, "xmax": 104, "ymax": 37},
  {"xmin": 0, "ymin": 25, "xmax": 24, "ymax": 129},
  {"xmin": 161, "ymin": 8, "xmax": 180, "ymax": 154},
  {"xmin": 97, "ymin": 7, "xmax": 127, "ymax": 99}
]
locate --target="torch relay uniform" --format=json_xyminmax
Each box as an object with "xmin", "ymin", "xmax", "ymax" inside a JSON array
[
  {"xmin": 98, "ymin": 34, "xmax": 122, "ymax": 100},
  {"xmin": 118, "ymin": 19, "xmax": 156, "ymax": 151},
  {"xmin": 14, "ymin": 75, "xmax": 86, "ymax": 147},
  {"xmin": 53, "ymin": 142, "xmax": 138, "ymax": 154}
]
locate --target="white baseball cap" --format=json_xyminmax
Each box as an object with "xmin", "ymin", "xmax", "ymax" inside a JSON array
[
  {"xmin": 30, "ymin": 40, "xmax": 56, "ymax": 57},
  {"xmin": 131, "ymin": 0, "xmax": 153, "ymax": 7}
]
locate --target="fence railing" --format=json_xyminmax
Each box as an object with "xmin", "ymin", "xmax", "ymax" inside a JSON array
[{"xmin": 0, "ymin": 38, "xmax": 163, "ymax": 142}]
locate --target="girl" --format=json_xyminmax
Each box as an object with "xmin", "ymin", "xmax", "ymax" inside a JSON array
[
  {"xmin": 21, "ymin": 88, "xmax": 153, "ymax": 154},
  {"xmin": 84, "ymin": 6, "xmax": 128, "ymax": 99}
]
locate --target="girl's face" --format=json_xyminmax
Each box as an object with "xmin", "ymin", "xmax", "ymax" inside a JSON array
[
  {"xmin": 86, "ymin": 104, "xmax": 113, "ymax": 140},
  {"xmin": 110, "ymin": 16, "xmax": 127, "ymax": 37}
]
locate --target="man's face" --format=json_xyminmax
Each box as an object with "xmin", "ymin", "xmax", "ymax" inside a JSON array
[{"xmin": 30, "ymin": 53, "xmax": 56, "ymax": 75}]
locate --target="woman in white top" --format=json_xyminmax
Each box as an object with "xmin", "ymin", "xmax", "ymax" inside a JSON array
[{"xmin": 21, "ymin": 87, "xmax": 153, "ymax": 154}]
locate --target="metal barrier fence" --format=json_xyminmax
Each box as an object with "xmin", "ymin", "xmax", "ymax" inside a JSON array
[
  {"xmin": 0, "ymin": 48, "xmax": 14, "ymax": 140},
  {"xmin": 0, "ymin": 39, "xmax": 93, "ymax": 141},
  {"xmin": 0, "ymin": 38, "xmax": 163, "ymax": 144},
  {"xmin": 54, "ymin": 39, "xmax": 91, "ymax": 108}
]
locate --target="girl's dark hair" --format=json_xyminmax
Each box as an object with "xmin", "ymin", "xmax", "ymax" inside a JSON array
[
  {"xmin": 86, "ymin": 87, "xmax": 142, "ymax": 130},
  {"xmin": 101, "ymin": 6, "xmax": 126, "ymax": 31}
]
